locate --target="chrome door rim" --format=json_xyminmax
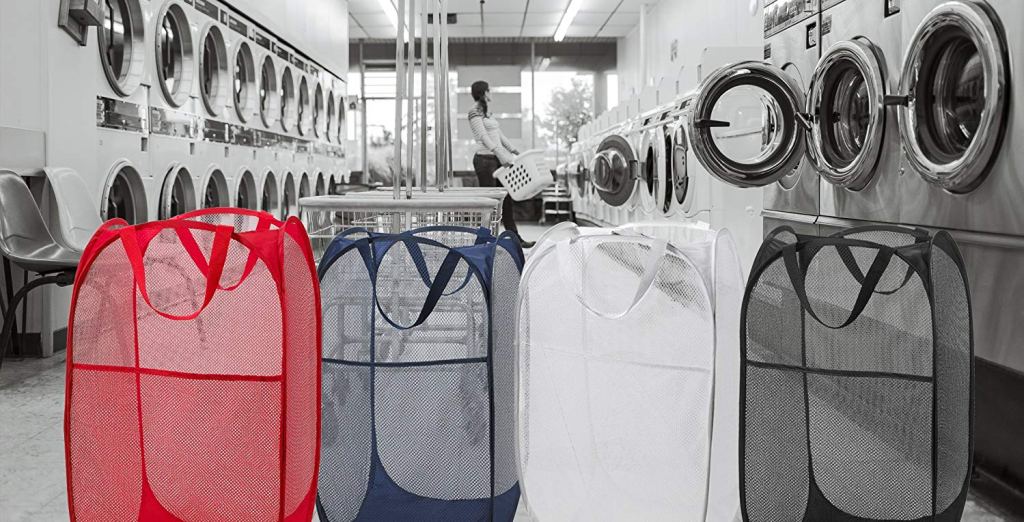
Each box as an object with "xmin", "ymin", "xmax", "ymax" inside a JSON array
[
  {"xmin": 807, "ymin": 39, "xmax": 887, "ymax": 190},
  {"xmin": 98, "ymin": 0, "xmax": 146, "ymax": 97},
  {"xmin": 159, "ymin": 165, "xmax": 196, "ymax": 219},
  {"xmin": 898, "ymin": 0, "xmax": 1007, "ymax": 193},
  {"xmin": 670, "ymin": 122, "xmax": 690, "ymax": 211},
  {"xmin": 590, "ymin": 134, "xmax": 638, "ymax": 208},
  {"xmin": 155, "ymin": 2, "xmax": 195, "ymax": 108},
  {"xmin": 689, "ymin": 61, "xmax": 808, "ymax": 188}
]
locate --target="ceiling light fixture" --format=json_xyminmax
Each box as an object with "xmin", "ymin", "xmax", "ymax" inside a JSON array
[{"xmin": 554, "ymin": 0, "xmax": 584, "ymax": 42}]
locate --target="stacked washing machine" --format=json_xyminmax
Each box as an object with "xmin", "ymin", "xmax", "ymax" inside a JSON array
[
  {"xmin": 813, "ymin": 0, "xmax": 1024, "ymax": 499},
  {"xmin": 93, "ymin": 0, "xmax": 350, "ymax": 224}
]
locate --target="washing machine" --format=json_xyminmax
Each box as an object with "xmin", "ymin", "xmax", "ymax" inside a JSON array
[
  {"xmin": 192, "ymin": 4, "xmax": 232, "ymax": 209},
  {"xmin": 589, "ymin": 117, "xmax": 640, "ymax": 227},
  {"xmin": 758, "ymin": 0, "xmax": 823, "ymax": 235},
  {"xmin": 256, "ymin": 48, "xmax": 282, "ymax": 132},
  {"xmin": 281, "ymin": 170, "xmax": 298, "ymax": 218},
  {"xmin": 96, "ymin": 0, "xmax": 152, "ymax": 225},
  {"xmin": 224, "ymin": 17, "xmax": 258, "ymax": 202},
  {"xmin": 279, "ymin": 63, "xmax": 300, "ymax": 135},
  {"xmin": 880, "ymin": 0, "xmax": 1023, "ymax": 498},
  {"xmin": 312, "ymin": 77, "xmax": 328, "ymax": 142},
  {"xmin": 258, "ymin": 167, "xmax": 280, "ymax": 216},
  {"xmin": 816, "ymin": 0, "xmax": 903, "ymax": 223},
  {"xmin": 198, "ymin": 162, "xmax": 231, "ymax": 208},
  {"xmin": 636, "ymin": 103, "xmax": 676, "ymax": 221}
]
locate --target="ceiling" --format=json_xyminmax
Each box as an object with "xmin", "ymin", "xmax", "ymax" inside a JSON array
[{"xmin": 348, "ymin": 0, "xmax": 645, "ymax": 39}]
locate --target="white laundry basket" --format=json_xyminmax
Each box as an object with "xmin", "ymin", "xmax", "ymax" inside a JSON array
[
  {"xmin": 516, "ymin": 221, "xmax": 744, "ymax": 521},
  {"xmin": 495, "ymin": 150, "xmax": 551, "ymax": 201}
]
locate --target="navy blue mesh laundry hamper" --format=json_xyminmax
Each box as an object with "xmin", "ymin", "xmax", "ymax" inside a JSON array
[
  {"xmin": 741, "ymin": 225, "xmax": 973, "ymax": 521},
  {"xmin": 316, "ymin": 226, "xmax": 524, "ymax": 521}
]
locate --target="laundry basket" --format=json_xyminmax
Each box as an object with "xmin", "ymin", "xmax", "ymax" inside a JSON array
[
  {"xmin": 64, "ymin": 210, "xmax": 321, "ymax": 522},
  {"xmin": 495, "ymin": 149, "xmax": 551, "ymax": 201},
  {"xmin": 317, "ymin": 226, "xmax": 524, "ymax": 521},
  {"xmin": 741, "ymin": 225, "xmax": 973, "ymax": 521},
  {"xmin": 517, "ymin": 222, "xmax": 744, "ymax": 521}
]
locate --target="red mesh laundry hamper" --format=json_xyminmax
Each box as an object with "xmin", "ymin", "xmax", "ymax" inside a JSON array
[{"xmin": 64, "ymin": 209, "xmax": 321, "ymax": 521}]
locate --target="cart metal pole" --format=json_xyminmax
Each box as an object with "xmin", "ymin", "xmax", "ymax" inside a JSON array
[
  {"xmin": 434, "ymin": 0, "xmax": 444, "ymax": 192},
  {"xmin": 406, "ymin": 0, "xmax": 416, "ymax": 198},
  {"xmin": 440, "ymin": 0, "xmax": 452, "ymax": 189},
  {"xmin": 393, "ymin": 0, "xmax": 406, "ymax": 200},
  {"xmin": 420, "ymin": 1, "xmax": 429, "ymax": 192}
]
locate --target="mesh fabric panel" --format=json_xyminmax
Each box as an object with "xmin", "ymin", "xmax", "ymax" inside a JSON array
[
  {"xmin": 65, "ymin": 213, "xmax": 320, "ymax": 522},
  {"xmin": 741, "ymin": 226, "xmax": 973, "ymax": 522},
  {"xmin": 317, "ymin": 227, "xmax": 523, "ymax": 522},
  {"xmin": 518, "ymin": 223, "xmax": 740, "ymax": 521}
]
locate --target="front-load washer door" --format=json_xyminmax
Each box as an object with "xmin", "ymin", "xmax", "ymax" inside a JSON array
[
  {"xmin": 897, "ymin": 0, "xmax": 1007, "ymax": 193},
  {"xmin": 689, "ymin": 61, "xmax": 809, "ymax": 188},
  {"xmin": 639, "ymin": 125, "xmax": 667, "ymax": 214},
  {"xmin": 591, "ymin": 134, "xmax": 639, "ymax": 208},
  {"xmin": 159, "ymin": 165, "xmax": 197, "ymax": 219},
  {"xmin": 669, "ymin": 121, "xmax": 691, "ymax": 216},
  {"xmin": 807, "ymin": 38, "xmax": 888, "ymax": 190}
]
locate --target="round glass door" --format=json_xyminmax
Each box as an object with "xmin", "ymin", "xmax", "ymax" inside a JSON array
[
  {"xmin": 313, "ymin": 83, "xmax": 325, "ymax": 138},
  {"xmin": 233, "ymin": 44, "xmax": 257, "ymax": 122},
  {"xmin": 259, "ymin": 57, "xmax": 279, "ymax": 128},
  {"xmin": 280, "ymin": 67, "xmax": 297, "ymax": 131},
  {"xmin": 298, "ymin": 78, "xmax": 311, "ymax": 136},
  {"xmin": 689, "ymin": 61, "xmax": 807, "ymax": 188},
  {"xmin": 315, "ymin": 172, "xmax": 326, "ymax": 196},
  {"xmin": 155, "ymin": 4, "xmax": 194, "ymax": 107},
  {"xmin": 159, "ymin": 166, "xmax": 196, "ymax": 219},
  {"xmin": 102, "ymin": 165, "xmax": 147, "ymax": 224},
  {"xmin": 283, "ymin": 173, "xmax": 297, "ymax": 218},
  {"xmin": 99, "ymin": 0, "xmax": 145, "ymax": 96},
  {"xmin": 236, "ymin": 170, "xmax": 257, "ymax": 209},
  {"xmin": 807, "ymin": 39, "xmax": 887, "ymax": 190},
  {"xmin": 639, "ymin": 126, "xmax": 664, "ymax": 213},
  {"xmin": 897, "ymin": 1, "xmax": 1007, "ymax": 193},
  {"xmin": 590, "ymin": 134, "xmax": 638, "ymax": 208},
  {"xmin": 326, "ymin": 92, "xmax": 336, "ymax": 142},
  {"xmin": 261, "ymin": 172, "xmax": 279, "ymax": 214},
  {"xmin": 199, "ymin": 25, "xmax": 228, "ymax": 116},
  {"xmin": 203, "ymin": 169, "xmax": 229, "ymax": 208}
]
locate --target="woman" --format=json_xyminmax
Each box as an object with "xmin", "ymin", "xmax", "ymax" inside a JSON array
[{"xmin": 468, "ymin": 80, "xmax": 533, "ymax": 248}]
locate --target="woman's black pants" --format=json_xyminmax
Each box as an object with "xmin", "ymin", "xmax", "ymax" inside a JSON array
[{"xmin": 473, "ymin": 154, "xmax": 518, "ymax": 235}]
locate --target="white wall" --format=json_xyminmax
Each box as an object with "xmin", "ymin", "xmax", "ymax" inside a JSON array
[
  {"xmin": 232, "ymin": 0, "xmax": 350, "ymax": 77},
  {"xmin": 617, "ymin": 0, "xmax": 763, "ymax": 103}
]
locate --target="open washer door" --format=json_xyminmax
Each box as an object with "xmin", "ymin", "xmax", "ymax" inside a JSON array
[
  {"xmin": 895, "ymin": 0, "xmax": 1008, "ymax": 193},
  {"xmin": 807, "ymin": 38, "xmax": 889, "ymax": 190},
  {"xmin": 591, "ymin": 134, "xmax": 640, "ymax": 208},
  {"xmin": 638, "ymin": 120, "xmax": 669, "ymax": 215},
  {"xmin": 689, "ymin": 61, "xmax": 810, "ymax": 188}
]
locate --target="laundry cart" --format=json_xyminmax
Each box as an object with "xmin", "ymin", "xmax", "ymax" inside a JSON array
[
  {"xmin": 316, "ymin": 226, "xmax": 524, "ymax": 521},
  {"xmin": 742, "ymin": 226, "xmax": 973, "ymax": 521},
  {"xmin": 517, "ymin": 222, "xmax": 745, "ymax": 521},
  {"xmin": 64, "ymin": 210, "xmax": 320, "ymax": 521}
]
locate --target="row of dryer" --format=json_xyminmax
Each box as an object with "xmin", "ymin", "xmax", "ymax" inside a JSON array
[
  {"xmin": 94, "ymin": 0, "xmax": 349, "ymax": 226},
  {"xmin": 571, "ymin": 0, "xmax": 1024, "ymax": 498}
]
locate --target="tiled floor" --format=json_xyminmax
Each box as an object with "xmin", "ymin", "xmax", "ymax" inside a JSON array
[{"xmin": 0, "ymin": 221, "xmax": 1016, "ymax": 521}]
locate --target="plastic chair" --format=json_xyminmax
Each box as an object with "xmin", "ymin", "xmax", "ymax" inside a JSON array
[{"xmin": 0, "ymin": 169, "xmax": 79, "ymax": 370}]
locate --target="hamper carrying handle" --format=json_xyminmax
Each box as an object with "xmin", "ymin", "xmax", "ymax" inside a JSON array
[
  {"xmin": 374, "ymin": 246, "xmax": 467, "ymax": 331},
  {"xmin": 782, "ymin": 240, "xmax": 894, "ymax": 329},
  {"xmin": 556, "ymin": 235, "xmax": 668, "ymax": 319},
  {"xmin": 120, "ymin": 224, "xmax": 234, "ymax": 321}
]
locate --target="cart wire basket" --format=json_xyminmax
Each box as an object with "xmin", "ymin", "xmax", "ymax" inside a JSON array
[
  {"xmin": 517, "ymin": 222, "xmax": 745, "ymax": 521},
  {"xmin": 300, "ymin": 195, "xmax": 501, "ymax": 262},
  {"xmin": 741, "ymin": 225, "xmax": 973, "ymax": 521},
  {"xmin": 316, "ymin": 225, "xmax": 525, "ymax": 521}
]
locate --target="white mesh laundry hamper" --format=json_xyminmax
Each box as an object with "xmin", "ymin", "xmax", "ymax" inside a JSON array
[{"xmin": 517, "ymin": 222, "xmax": 744, "ymax": 521}]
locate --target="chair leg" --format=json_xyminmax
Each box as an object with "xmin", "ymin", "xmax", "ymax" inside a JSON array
[
  {"xmin": 0, "ymin": 271, "xmax": 75, "ymax": 371},
  {"xmin": 2, "ymin": 257, "xmax": 20, "ymax": 358}
]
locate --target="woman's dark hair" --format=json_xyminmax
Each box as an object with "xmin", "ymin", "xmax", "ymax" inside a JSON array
[{"xmin": 471, "ymin": 80, "xmax": 489, "ymax": 117}]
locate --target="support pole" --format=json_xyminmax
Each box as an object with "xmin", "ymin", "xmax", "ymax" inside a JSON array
[
  {"xmin": 406, "ymin": 0, "xmax": 416, "ymax": 198},
  {"xmin": 420, "ymin": 1, "xmax": 429, "ymax": 191},
  {"xmin": 393, "ymin": 0, "xmax": 406, "ymax": 199}
]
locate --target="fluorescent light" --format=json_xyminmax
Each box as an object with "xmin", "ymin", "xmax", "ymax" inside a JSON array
[
  {"xmin": 554, "ymin": 0, "xmax": 584, "ymax": 42},
  {"xmin": 376, "ymin": 0, "xmax": 398, "ymax": 31},
  {"xmin": 538, "ymin": 57, "xmax": 551, "ymax": 71}
]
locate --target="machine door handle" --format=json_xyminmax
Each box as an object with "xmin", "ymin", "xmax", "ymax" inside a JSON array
[{"xmin": 694, "ymin": 119, "xmax": 730, "ymax": 129}]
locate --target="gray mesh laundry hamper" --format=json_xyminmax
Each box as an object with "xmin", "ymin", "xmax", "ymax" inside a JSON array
[
  {"xmin": 316, "ymin": 226, "xmax": 524, "ymax": 522},
  {"xmin": 742, "ymin": 225, "xmax": 973, "ymax": 522},
  {"xmin": 517, "ymin": 222, "xmax": 745, "ymax": 521}
]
